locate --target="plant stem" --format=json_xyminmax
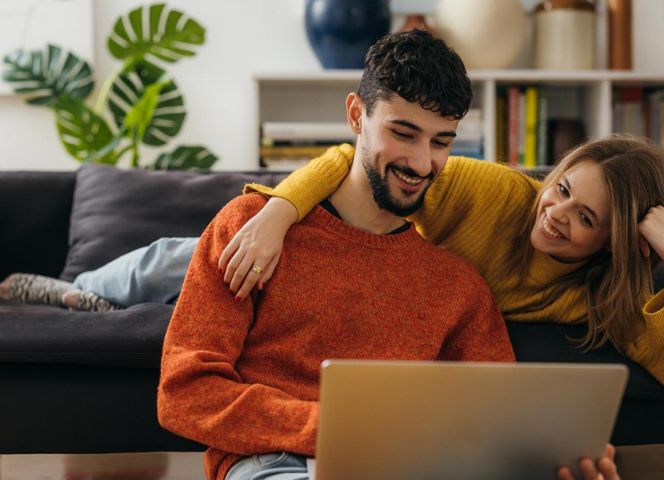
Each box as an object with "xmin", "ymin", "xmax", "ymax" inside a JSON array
[
  {"xmin": 130, "ymin": 135, "xmax": 140, "ymax": 168},
  {"xmin": 94, "ymin": 60, "xmax": 132, "ymax": 114}
]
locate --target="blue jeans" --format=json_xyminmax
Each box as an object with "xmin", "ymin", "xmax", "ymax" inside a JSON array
[
  {"xmin": 225, "ymin": 453, "xmax": 309, "ymax": 480},
  {"xmin": 73, "ymin": 237, "xmax": 198, "ymax": 307}
]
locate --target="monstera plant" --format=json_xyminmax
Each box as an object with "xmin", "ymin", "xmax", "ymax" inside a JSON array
[{"xmin": 2, "ymin": 3, "xmax": 218, "ymax": 170}]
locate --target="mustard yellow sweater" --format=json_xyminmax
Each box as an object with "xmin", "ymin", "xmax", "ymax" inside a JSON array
[{"xmin": 248, "ymin": 144, "xmax": 664, "ymax": 384}]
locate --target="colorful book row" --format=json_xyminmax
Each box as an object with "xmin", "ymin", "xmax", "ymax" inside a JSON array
[{"xmin": 496, "ymin": 86, "xmax": 549, "ymax": 167}]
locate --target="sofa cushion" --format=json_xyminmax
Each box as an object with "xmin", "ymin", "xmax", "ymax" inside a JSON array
[
  {"xmin": 0, "ymin": 302, "xmax": 174, "ymax": 367},
  {"xmin": 60, "ymin": 165, "xmax": 286, "ymax": 281},
  {"xmin": 507, "ymin": 321, "xmax": 664, "ymax": 445},
  {"xmin": 0, "ymin": 171, "xmax": 75, "ymax": 280}
]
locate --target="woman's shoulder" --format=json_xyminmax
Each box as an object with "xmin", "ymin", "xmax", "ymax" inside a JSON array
[
  {"xmin": 443, "ymin": 156, "xmax": 542, "ymax": 193},
  {"xmin": 424, "ymin": 156, "xmax": 542, "ymax": 213}
]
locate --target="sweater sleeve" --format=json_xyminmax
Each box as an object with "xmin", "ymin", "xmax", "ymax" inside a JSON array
[
  {"xmin": 409, "ymin": 156, "xmax": 541, "ymax": 243},
  {"xmin": 157, "ymin": 196, "xmax": 319, "ymax": 456},
  {"xmin": 244, "ymin": 144, "xmax": 354, "ymax": 221},
  {"xmin": 625, "ymin": 289, "xmax": 664, "ymax": 385},
  {"xmin": 438, "ymin": 273, "xmax": 516, "ymax": 363}
]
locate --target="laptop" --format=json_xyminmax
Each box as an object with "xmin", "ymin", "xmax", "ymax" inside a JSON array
[{"xmin": 313, "ymin": 360, "xmax": 628, "ymax": 480}]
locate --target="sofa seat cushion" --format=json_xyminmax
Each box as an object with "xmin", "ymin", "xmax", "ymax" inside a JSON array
[
  {"xmin": 0, "ymin": 303, "xmax": 173, "ymax": 367},
  {"xmin": 508, "ymin": 321, "xmax": 664, "ymax": 399},
  {"xmin": 507, "ymin": 321, "xmax": 664, "ymax": 444}
]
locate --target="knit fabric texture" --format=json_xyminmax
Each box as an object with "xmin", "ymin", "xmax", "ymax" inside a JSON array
[
  {"xmin": 158, "ymin": 193, "xmax": 514, "ymax": 480},
  {"xmin": 247, "ymin": 145, "xmax": 664, "ymax": 384}
]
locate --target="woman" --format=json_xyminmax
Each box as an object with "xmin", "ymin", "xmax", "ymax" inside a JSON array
[{"xmin": 220, "ymin": 135, "xmax": 664, "ymax": 384}]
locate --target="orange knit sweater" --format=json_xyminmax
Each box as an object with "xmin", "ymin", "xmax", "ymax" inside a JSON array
[{"xmin": 157, "ymin": 194, "xmax": 515, "ymax": 480}]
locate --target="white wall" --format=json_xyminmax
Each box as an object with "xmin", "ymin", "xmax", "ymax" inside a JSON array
[
  {"xmin": 0, "ymin": 0, "xmax": 317, "ymax": 171},
  {"xmin": 1, "ymin": 0, "xmax": 663, "ymax": 171}
]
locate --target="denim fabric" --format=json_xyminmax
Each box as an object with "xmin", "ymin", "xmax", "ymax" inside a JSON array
[
  {"xmin": 73, "ymin": 237, "xmax": 198, "ymax": 306},
  {"xmin": 225, "ymin": 453, "xmax": 309, "ymax": 480}
]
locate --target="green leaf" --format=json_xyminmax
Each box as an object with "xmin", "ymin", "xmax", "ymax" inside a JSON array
[
  {"xmin": 54, "ymin": 97, "xmax": 118, "ymax": 164},
  {"xmin": 149, "ymin": 146, "xmax": 218, "ymax": 170},
  {"xmin": 108, "ymin": 61, "xmax": 186, "ymax": 146},
  {"xmin": 124, "ymin": 82, "xmax": 163, "ymax": 143},
  {"xmin": 107, "ymin": 3, "xmax": 205, "ymax": 65},
  {"xmin": 2, "ymin": 44, "xmax": 94, "ymax": 106}
]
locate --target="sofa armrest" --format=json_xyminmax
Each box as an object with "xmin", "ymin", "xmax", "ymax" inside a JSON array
[{"xmin": 0, "ymin": 171, "xmax": 76, "ymax": 279}]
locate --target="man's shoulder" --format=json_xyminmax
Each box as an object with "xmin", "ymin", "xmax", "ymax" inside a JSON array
[
  {"xmin": 210, "ymin": 193, "xmax": 268, "ymax": 232},
  {"xmin": 217, "ymin": 193, "xmax": 267, "ymax": 219},
  {"xmin": 416, "ymin": 237, "xmax": 493, "ymax": 293}
]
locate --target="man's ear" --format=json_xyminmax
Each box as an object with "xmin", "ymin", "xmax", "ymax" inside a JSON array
[{"xmin": 346, "ymin": 92, "xmax": 363, "ymax": 134}]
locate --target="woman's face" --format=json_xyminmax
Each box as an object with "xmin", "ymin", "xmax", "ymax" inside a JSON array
[{"xmin": 530, "ymin": 159, "xmax": 612, "ymax": 262}]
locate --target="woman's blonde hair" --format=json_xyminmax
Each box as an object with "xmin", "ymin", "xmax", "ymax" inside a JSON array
[{"xmin": 513, "ymin": 135, "xmax": 664, "ymax": 350}]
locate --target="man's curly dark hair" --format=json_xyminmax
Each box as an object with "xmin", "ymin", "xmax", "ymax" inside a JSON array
[{"xmin": 358, "ymin": 29, "xmax": 472, "ymax": 120}]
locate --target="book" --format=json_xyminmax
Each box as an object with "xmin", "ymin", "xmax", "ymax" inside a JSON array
[
  {"xmin": 614, "ymin": 87, "xmax": 645, "ymax": 137},
  {"xmin": 262, "ymin": 121, "xmax": 354, "ymax": 142},
  {"xmin": 260, "ymin": 145, "xmax": 333, "ymax": 159},
  {"xmin": 647, "ymin": 90, "xmax": 664, "ymax": 145},
  {"xmin": 261, "ymin": 157, "xmax": 311, "ymax": 171},
  {"xmin": 496, "ymin": 94, "xmax": 506, "ymax": 163},
  {"xmin": 537, "ymin": 90, "xmax": 549, "ymax": 166},
  {"xmin": 507, "ymin": 87, "xmax": 520, "ymax": 166},
  {"xmin": 524, "ymin": 87, "xmax": 538, "ymax": 168},
  {"xmin": 518, "ymin": 90, "xmax": 526, "ymax": 165},
  {"xmin": 457, "ymin": 109, "xmax": 483, "ymax": 142}
]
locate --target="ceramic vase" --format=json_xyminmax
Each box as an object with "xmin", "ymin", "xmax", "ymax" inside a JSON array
[
  {"xmin": 434, "ymin": 0, "xmax": 527, "ymax": 69},
  {"xmin": 305, "ymin": 0, "xmax": 391, "ymax": 69}
]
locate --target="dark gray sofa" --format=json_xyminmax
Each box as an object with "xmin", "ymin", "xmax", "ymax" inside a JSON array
[{"xmin": 0, "ymin": 164, "xmax": 663, "ymax": 454}]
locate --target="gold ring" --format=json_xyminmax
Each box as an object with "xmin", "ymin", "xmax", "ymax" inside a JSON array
[{"xmin": 251, "ymin": 264, "xmax": 262, "ymax": 275}]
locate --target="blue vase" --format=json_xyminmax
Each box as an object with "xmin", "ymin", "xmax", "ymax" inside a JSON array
[{"xmin": 305, "ymin": 0, "xmax": 391, "ymax": 69}]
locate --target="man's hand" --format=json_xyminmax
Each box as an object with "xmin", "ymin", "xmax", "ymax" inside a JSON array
[{"xmin": 557, "ymin": 444, "xmax": 620, "ymax": 480}]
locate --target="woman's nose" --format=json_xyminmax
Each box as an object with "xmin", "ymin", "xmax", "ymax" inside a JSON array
[{"xmin": 547, "ymin": 202, "xmax": 570, "ymax": 224}]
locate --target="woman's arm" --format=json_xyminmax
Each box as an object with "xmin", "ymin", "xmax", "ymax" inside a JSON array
[{"xmin": 219, "ymin": 145, "xmax": 353, "ymax": 299}]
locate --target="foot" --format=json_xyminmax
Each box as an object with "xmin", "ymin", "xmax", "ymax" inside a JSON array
[
  {"xmin": 3, "ymin": 273, "xmax": 73, "ymax": 306},
  {"xmin": 62, "ymin": 289, "xmax": 123, "ymax": 312},
  {"xmin": 0, "ymin": 276, "xmax": 12, "ymax": 300}
]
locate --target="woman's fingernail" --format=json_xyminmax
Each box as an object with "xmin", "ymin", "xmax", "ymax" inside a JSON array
[{"xmin": 235, "ymin": 296, "xmax": 242, "ymax": 302}]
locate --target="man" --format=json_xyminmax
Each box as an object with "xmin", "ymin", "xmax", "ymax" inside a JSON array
[
  {"xmin": 158, "ymin": 29, "xmax": 513, "ymax": 479},
  {"xmin": 157, "ymin": 31, "xmax": 618, "ymax": 480}
]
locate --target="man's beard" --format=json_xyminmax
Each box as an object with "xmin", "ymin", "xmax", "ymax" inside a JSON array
[{"xmin": 361, "ymin": 151, "xmax": 434, "ymax": 217}]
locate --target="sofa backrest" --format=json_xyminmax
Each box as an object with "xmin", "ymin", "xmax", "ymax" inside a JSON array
[
  {"xmin": 2, "ymin": 164, "xmax": 662, "ymax": 289},
  {"xmin": 0, "ymin": 171, "xmax": 76, "ymax": 280},
  {"xmin": 60, "ymin": 165, "xmax": 287, "ymax": 281}
]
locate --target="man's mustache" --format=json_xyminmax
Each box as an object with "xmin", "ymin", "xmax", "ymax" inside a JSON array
[{"xmin": 387, "ymin": 163, "xmax": 435, "ymax": 181}]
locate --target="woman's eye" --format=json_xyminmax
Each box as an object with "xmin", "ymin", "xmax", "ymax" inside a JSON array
[
  {"xmin": 432, "ymin": 140, "xmax": 450, "ymax": 149},
  {"xmin": 557, "ymin": 183, "xmax": 569, "ymax": 197},
  {"xmin": 579, "ymin": 212, "xmax": 593, "ymax": 227}
]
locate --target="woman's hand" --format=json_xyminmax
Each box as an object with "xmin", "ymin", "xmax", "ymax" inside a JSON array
[
  {"xmin": 557, "ymin": 444, "xmax": 620, "ymax": 480},
  {"xmin": 638, "ymin": 205, "xmax": 664, "ymax": 259},
  {"xmin": 218, "ymin": 197, "xmax": 298, "ymax": 300}
]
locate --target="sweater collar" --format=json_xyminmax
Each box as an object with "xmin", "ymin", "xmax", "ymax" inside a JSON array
[
  {"xmin": 306, "ymin": 205, "xmax": 422, "ymax": 247},
  {"xmin": 528, "ymin": 249, "xmax": 589, "ymax": 283}
]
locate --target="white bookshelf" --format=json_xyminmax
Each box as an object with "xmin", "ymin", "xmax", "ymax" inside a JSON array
[{"xmin": 254, "ymin": 70, "xmax": 664, "ymax": 166}]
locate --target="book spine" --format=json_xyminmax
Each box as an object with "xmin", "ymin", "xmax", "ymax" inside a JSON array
[
  {"xmin": 261, "ymin": 121, "xmax": 353, "ymax": 142},
  {"xmin": 507, "ymin": 87, "xmax": 520, "ymax": 167},
  {"xmin": 524, "ymin": 87, "xmax": 538, "ymax": 168},
  {"xmin": 518, "ymin": 90, "xmax": 526, "ymax": 166},
  {"xmin": 496, "ymin": 94, "xmax": 506, "ymax": 163},
  {"xmin": 537, "ymin": 91, "xmax": 549, "ymax": 166}
]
